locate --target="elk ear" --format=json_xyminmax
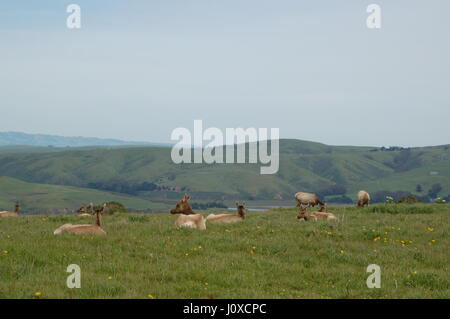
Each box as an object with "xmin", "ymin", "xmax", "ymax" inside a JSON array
[{"xmin": 185, "ymin": 194, "xmax": 191, "ymax": 201}]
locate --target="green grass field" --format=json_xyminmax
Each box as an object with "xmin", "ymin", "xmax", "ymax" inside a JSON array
[{"xmin": 0, "ymin": 204, "xmax": 448, "ymax": 299}]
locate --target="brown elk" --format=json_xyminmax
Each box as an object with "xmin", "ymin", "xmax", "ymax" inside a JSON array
[
  {"xmin": 170, "ymin": 194, "xmax": 206, "ymax": 230},
  {"xmin": 357, "ymin": 190, "xmax": 371, "ymax": 207},
  {"xmin": 54, "ymin": 203, "xmax": 107, "ymax": 235},
  {"xmin": 297, "ymin": 205, "xmax": 337, "ymax": 221},
  {"xmin": 295, "ymin": 192, "xmax": 325, "ymax": 209},
  {"xmin": 0, "ymin": 204, "xmax": 20, "ymax": 217},
  {"xmin": 206, "ymin": 202, "xmax": 246, "ymax": 224}
]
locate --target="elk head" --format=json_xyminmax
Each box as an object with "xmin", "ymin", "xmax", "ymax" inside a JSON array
[
  {"xmin": 297, "ymin": 206, "xmax": 308, "ymax": 220},
  {"xmin": 236, "ymin": 201, "xmax": 246, "ymax": 218},
  {"xmin": 170, "ymin": 194, "xmax": 195, "ymax": 215}
]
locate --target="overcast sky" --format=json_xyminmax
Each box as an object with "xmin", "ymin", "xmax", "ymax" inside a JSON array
[{"xmin": 0, "ymin": 0, "xmax": 449, "ymax": 147}]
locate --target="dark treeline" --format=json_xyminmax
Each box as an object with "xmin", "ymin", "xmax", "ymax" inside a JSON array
[
  {"xmin": 190, "ymin": 202, "xmax": 228, "ymax": 210},
  {"xmin": 87, "ymin": 181, "xmax": 188, "ymax": 195}
]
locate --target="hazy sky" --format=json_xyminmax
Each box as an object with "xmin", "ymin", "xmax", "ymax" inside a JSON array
[{"xmin": 1, "ymin": 1, "xmax": 449, "ymax": 147}]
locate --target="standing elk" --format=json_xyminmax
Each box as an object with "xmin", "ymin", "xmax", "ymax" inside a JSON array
[
  {"xmin": 295, "ymin": 192, "xmax": 325, "ymax": 209},
  {"xmin": 206, "ymin": 202, "xmax": 246, "ymax": 224},
  {"xmin": 170, "ymin": 194, "xmax": 206, "ymax": 230},
  {"xmin": 357, "ymin": 190, "xmax": 371, "ymax": 207},
  {"xmin": 0, "ymin": 204, "xmax": 20, "ymax": 217},
  {"xmin": 54, "ymin": 203, "xmax": 107, "ymax": 235}
]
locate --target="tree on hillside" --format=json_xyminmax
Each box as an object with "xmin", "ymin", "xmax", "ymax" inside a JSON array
[
  {"xmin": 103, "ymin": 202, "xmax": 128, "ymax": 215},
  {"xmin": 427, "ymin": 183, "xmax": 442, "ymax": 199},
  {"xmin": 416, "ymin": 184, "xmax": 422, "ymax": 193}
]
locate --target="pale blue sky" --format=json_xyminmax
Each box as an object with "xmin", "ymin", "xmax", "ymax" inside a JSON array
[{"xmin": 0, "ymin": 0, "xmax": 449, "ymax": 147}]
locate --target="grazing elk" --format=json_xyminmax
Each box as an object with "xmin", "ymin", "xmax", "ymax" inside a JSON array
[
  {"xmin": 0, "ymin": 204, "xmax": 20, "ymax": 217},
  {"xmin": 206, "ymin": 202, "xmax": 246, "ymax": 224},
  {"xmin": 170, "ymin": 194, "xmax": 206, "ymax": 230},
  {"xmin": 295, "ymin": 192, "xmax": 325, "ymax": 210},
  {"xmin": 53, "ymin": 203, "xmax": 107, "ymax": 235},
  {"xmin": 357, "ymin": 190, "xmax": 371, "ymax": 207}
]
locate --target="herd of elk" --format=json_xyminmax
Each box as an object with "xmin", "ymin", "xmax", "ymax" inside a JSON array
[
  {"xmin": 293, "ymin": 190, "xmax": 372, "ymax": 221},
  {"xmin": 169, "ymin": 195, "xmax": 249, "ymax": 230},
  {"xmin": 1, "ymin": 190, "xmax": 371, "ymax": 232}
]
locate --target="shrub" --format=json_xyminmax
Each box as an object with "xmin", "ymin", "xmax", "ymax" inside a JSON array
[
  {"xmin": 397, "ymin": 196, "xmax": 422, "ymax": 204},
  {"xmin": 102, "ymin": 202, "xmax": 128, "ymax": 215},
  {"xmin": 428, "ymin": 183, "xmax": 442, "ymax": 199},
  {"xmin": 191, "ymin": 201, "xmax": 228, "ymax": 210}
]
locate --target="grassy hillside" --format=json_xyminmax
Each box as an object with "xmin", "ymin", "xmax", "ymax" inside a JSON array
[
  {"xmin": 0, "ymin": 204, "xmax": 448, "ymax": 298},
  {"xmin": 0, "ymin": 177, "xmax": 171, "ymax": 214},
  {"xmin": 0, "ymin": 140, "xmax": 448, "ymax": 205}
]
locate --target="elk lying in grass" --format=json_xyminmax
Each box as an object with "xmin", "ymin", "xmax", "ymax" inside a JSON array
[
  {"xmin": 295, "ymin": 192, "xmax": 325, "ymax": 209},
  {"xmin": 0, "ymin": 204, "xmax": 20, "ymax": 217},
  {"xmin": 206, "ymin": 202, "xmax": 246, "ymax": 224},
  {"xmin": 77, "ymin": 203, "xmax": 94, "ymax": 217},
  {"xmin": 170, "ymin": 194, "xmax": 206, "ymax": 230},
  {"xmin": 297, "ymin": 206, "xmax": 337, "ymax": 221},
  {"xmin": 54, "ymin": 203, "xmax": 107, "ymax": 235},
  {"xmin": 357, "ymin": 190, "xmax": 371, "ymax": 207}
]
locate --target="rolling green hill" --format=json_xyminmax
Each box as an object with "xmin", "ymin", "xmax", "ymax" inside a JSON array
[
  {"xmin": 0, "ymin": 139, "xmax": 448, "ymax": 208},
  {"xmin": 0, "ymin": 177, "xmax": 171, "ymax": 214}
]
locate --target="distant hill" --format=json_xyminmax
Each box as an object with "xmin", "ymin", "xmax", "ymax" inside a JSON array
[
  {"xmin": 0, "ymin": 139, "xmax": 448, "ymax": 206},
  {"xmin": 0, "ymin": 131, "xmax": 171, "ymax": 148},
  {"xmin": 0, "ymin": 176, "xmax": 171, "ymax": 214}
]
